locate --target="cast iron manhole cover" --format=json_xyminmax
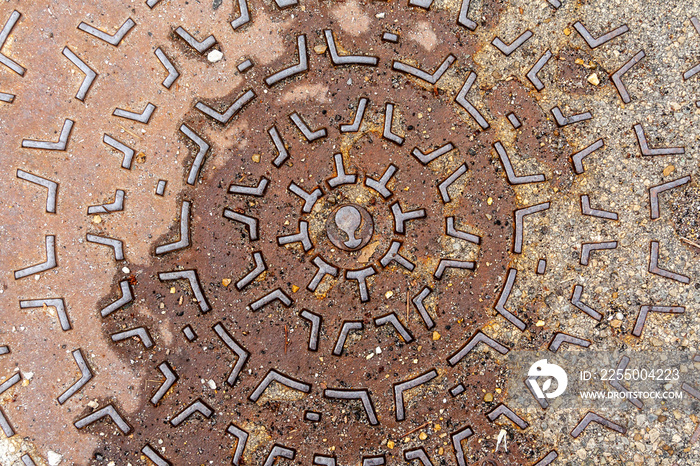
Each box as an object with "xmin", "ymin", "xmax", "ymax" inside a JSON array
[{"xmin": 1, "ymin": 0, "xmax": 700, "ymax": 464}]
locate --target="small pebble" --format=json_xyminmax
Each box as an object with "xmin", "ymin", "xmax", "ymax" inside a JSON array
[
  {"xmin": 587, "ymin": 73, "xmax": 600, "ymax": 86},
  {"xmin": 207, "ymin": 49, "xmax": 223, "ymax": 62},
  {"xmin": 48, "ymin": 451, "xmax": 62, "ymax": 466}
]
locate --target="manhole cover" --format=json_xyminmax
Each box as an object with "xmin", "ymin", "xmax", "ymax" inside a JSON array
[{"xmin": 1, "ymin": 0, "xmax": 700, "ymax": 465}]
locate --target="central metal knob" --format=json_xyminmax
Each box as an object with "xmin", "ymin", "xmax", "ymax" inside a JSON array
[
  {"xmin": 325, "ymin": 203, "xmax": 374, "ymax": 251},
  {"xmin": 335, "ymin": 206, "xmax": 362, "ymax": 249}
]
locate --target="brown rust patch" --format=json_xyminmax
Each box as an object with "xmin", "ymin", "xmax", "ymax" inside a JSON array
[
  {"xmin": 486, "ymin": 79, "xmax": 573, "ymax": 190},
  {"xmin": 555, "ymin": 47, "xmax": 605, "ymax": 96},
  {"xmin": 89, "ymin": 2, "xmax": 536, "ymax": 463}
]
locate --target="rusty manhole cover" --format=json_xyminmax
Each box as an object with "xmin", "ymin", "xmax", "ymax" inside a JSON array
[{"xmin": 2, "ymin": 0, "xmax": 700, "ymax": 465}]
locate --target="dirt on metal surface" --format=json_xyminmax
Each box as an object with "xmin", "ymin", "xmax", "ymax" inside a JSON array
[{"xmin": 1, "ymin": 0, "xmax": 700, "ymax": 465}]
